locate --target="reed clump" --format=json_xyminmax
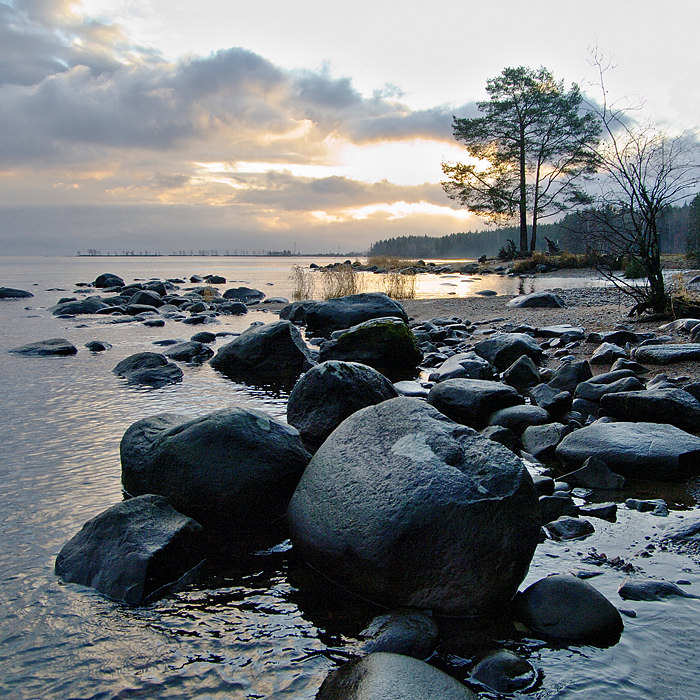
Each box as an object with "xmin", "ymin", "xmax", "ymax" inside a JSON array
[
  {"xmin": 318, "ymin": 265, "xmax": 363, "ymax": 299},
  {"xmin": 367, "ymin": 255, "xmax": 421, "ymax": 270},
  {"xmin": 290, "ymin": 265, "xmax": 315, "ymax": 301},
  {"xmin": 511, "ymin": 251, "xmax": 597, "ymax": 273}
]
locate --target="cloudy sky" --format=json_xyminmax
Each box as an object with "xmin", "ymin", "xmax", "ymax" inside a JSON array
[{"xmin": 1, "ymin": 0, "xmax": 698, "ymax": 255}]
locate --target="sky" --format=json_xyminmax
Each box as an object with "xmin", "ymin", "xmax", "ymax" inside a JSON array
[{"xmin": 1, "ymin": 0, "xmax": 698, "ymax": 255}]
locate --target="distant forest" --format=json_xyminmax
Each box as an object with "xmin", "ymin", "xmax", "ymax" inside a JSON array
[{"xmin": 368, "ymin": 195, "xmax": 700, "ymax": 259}]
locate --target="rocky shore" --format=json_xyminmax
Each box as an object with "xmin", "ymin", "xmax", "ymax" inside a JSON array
[{"xmin": 6, "ymin": 267, "xmax": 700, "ymax": 697}]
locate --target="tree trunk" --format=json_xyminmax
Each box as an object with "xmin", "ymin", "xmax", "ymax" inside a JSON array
[
  {"xmin": 519, "ymin": 128, "xmax": 528, "ymax": 253},
  {"xmin": 530, "ymin": 171, "xmax": 540, "ymax": 252}
]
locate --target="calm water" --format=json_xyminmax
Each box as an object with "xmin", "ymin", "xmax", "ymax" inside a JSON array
[{"xmin": 0, "ymin": 256, "xmax": 698, "ymax": 699}]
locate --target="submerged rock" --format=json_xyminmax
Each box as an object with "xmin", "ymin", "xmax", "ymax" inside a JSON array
[
  {"xmin": 9, "ymin": 338, "xmax": 77, "ymax": 356},
  {"xmin": 618, "ymin": 579, "xmax": 699, "ymax": 601},
  {"xmin": 316, "ymin": 652, "xmax": 477, "ymax": 700},
  {"xmin": 515, "ymin": 574, "xmax": 623, "ymax": 643},
  {"xmin": 471, "ymin": 649, "xmax": 538, "ymax": 694},
  {"xmin": 163, "ymin": 341, "xmax": 215, "ymax": 364},
  {"xmin": 55, "ymin": 494, "xmax": 204, "ymax": 605},
  {"xmin": 358, "ymin": 610, "xmax": 439, "ymax": 659},
  {"xmin": 287, "ymin": 397, "xmax": 540, "ymax": 616},
  {"xmin": 0, "ymin": 287, "xmax": 33, "ymax": 298},
  {"xmin": 121, "ymin": 407, "xmax": 309, "ymax": 529},
  {"xmin": 113, "ymin": 352, "xmax": 183, "ymax": 387}
]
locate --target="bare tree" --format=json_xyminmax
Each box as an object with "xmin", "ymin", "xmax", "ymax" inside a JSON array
[{"xmin": 586, "ymin": 55, "xmax": 699, "ymax": 314}]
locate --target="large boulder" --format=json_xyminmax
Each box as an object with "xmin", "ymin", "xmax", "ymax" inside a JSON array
[
  {"xmin": 222, "ymin": 286, "xmax": 265, "ymax": 303},
  {"xmin": 129, "ymin": 289, "xmax": 165, "ymax": 308},
  {"xmin": 304, "ymin": 292, "xmax": 408, "ymax": 336},
  {"xmin": 515, "ymin": 574, "xmax": 623, "ymax": 644},
  {"xmin": 556, "ymin": 421, "xmax": 700, "ymax": 479},
  {"xmin": 600, "ymin": 388, "xmax": 700, "ymax": 433},
  {"xmin": 210, "ymin": 320, "xmax": 314, "ymax": 386},
  {"xmin": 427, "ymin": 378, "xmax": 522, "ymax": 430},
  {"xmin": 287, "ymin": 361, "xmax": 398, "ymax": 449},
  {"xmin": 9, "ymin": 338, "xmax": 77, "ymax": 356},
  {"xmin": 113, "ymin": 352, "xmax": 183, "ymax": 387},
  {"xmin": 287, "ymin": 397, "xmax": 540, "ymax": 616},
  {"xmin": 317, "ymin": 652, "xmax": 477, "ymax": 700},
  {"xmin": 0, "ymin": 286, "xmax": 33, "ymax": 298},
  {"xmin": 93, "ymin": 273, "xmax": 124, "ymax": 288},
  {"xmin": 121, "ymin": 407, "xmax": 310, "ymax": 529},
  {"xmin": 318, "ymin": 317, "xmax": 422, "ymax": 382},
  {"xmin": 507, "ymin": 291, "xmax": 565, "ymax": 308},
  {"xmin": 474, "ymin": 333, "xmax": 543, "ymax": 371},
  {"xmin": 633, "ymin": 344, "xmax": 700, "ymax": 364},
  {"xmin": 55, "ymin": 495, "xmax": 204, "ymax": 605},
  {"xmin": 163, "ymin": 341, "xmax": 215, "ymax": 364}
]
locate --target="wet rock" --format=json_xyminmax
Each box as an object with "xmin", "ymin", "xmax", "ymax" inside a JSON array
[
  {"xmin": 618, "ymin": 579, "xmax": 699, "ymax": 601},
  {"xmin": 539, "ymin": 494, "xmax": 579, "ymax": 523},
  {"xmin": 502, "ymin": 354, "xmax": 541, "ymax": 392},
  {"xmin": 555, "ymin": 422, "xmax": 700, "ymax": 479},
  {"xmin": 633, "ymin": 344, "xmax": 700, "ymax": 364},
  {"xmin": 545, "ymin": 516, "xmax": 594, "ymax": 540},
  {"xmin": 288, "ymin": 398, "xmax": 540, "ymax": 616},
  {"xmin": 0, "ymin": 286, "xmax": 33, "ymax": 298},
  {"xmin": 163, "ymin": 341, "xmax": 215, "ymax": 364},
  {"xmin": 600, "ymin": 388, "xmax": 700, "ymax": 433},
  {"xmin": 427, "ymin": 379, "xmax": 522, "ymax": 430},
  {"xmin": 508, "ymin": 291, "xmax": 565, "ymax": 308},
  {"xmin": 93, "ymin": 273, "xmax": 124, "ymax": 288},
  {"xmin": 318, "ymin": 317, "xmax": 422, "ymax": 382},
  {"xmin": 532, "ymin": 475, "xmax": 555, "ymax": 496},
  {"xmin": 316, "ymin": 652, "xmax": 477, "ymax": 699},
  {"xmin": 304, "ymin": 292, "xmax": 408, "ymax": 337},
  {"xmin": 121, "ymin": 407, "xmax": 309, "ymax": 530},
  {"xmin": 564, "ymin": 456, "xmax": 626, "ymax": 490},
  {"xmin": 287, "ymin": 361, "xmax": 398, "ymax": 449},
  {"xmin": 219, "ymin": 301, "xmax": 248, "ymax": 315},
  {"xmin": 474, "ymin": 333, "xmax": 544, "ymax": 371},
  {"xmin": 204, "ymin": 274, "xmax": 226, "ymax": 284},
  {"xmin": 394, "ymin": 380, "xmax": 430, "ymax": 398},
  {"xmin": 50, "ymin": 297, "xmax": 109, "ymax": 315},
  {"xmin": 130, "ymin": 289, "xmax": 165, "ymax": 308},
  {"xmin": 515, "ymin": 574, "xmax": 623, "ymax": 643},
  {"xmin": 210, "ymin": 320, "xmax": 314, "ymax": 386},
  {"xmin": 222, "ymin": 286, "xmax": 265, "ymax": 303},
  {"xmin": 488, "ymin": 404, "xmax": 551, "ymax": 437},
  {"xmin": 529, "ymin": 383, "xmax": 572, "ymax": 419},
  {"xmin": 579, "ymin": 502, "xmax": 618, "ymax": 522},
  {"xmin": 428, "ymin": 351, "xmax": 494, "ymax": 382},
  {"xmin": 85, "ymin": 340, "xmax": 111, "ymax": 352},
  {"xmin": 590, "ymin": 342, "xmax": 628, "ymax": 365},
  {"xmin": 625, "ymin": 498, "xmax": 669, "ymax": 516},
  {"xmin": 358, "ymin": 610, "xmax": 439, "ymax": 659},
  {"xmin": 547, "ymin": 360, "xmax": 593, "ymax": 394},
  {"xmin": 521, "ymin": 423, "xmax": 569, "ymax": 461},
  {"xmin": 9, "ymin": 338, "xmax": 77, "ymax": 356},
  {"xmin": 55, "ymin": 495, "xmax": 204, "ymax": 605},
  {"xmin": 112, "ymin": 352, "xmax": 183, "ymax": 387},
  {"xmin": 278, "ymin": 300, "xmax": 315, "ymax": 324},
  {"xmin": 471, "ymin": 649, "xmax": 538, "ymax": 694}
]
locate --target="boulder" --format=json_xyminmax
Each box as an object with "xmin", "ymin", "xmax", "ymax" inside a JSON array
[
  {"xmin": 428, "ymin": 351, "xmax": 494, "ymax": 382},
  {"xmin": 574, "ymin": 376, "xmax": 645, "ymax": 402},
  {"xmin": 50, "ymin": 297, "xmax": 109, "ymax": 315},
  {"xmin": 488, "ymin": 404, "xmax": 551, "ymax": 437},
  {"xmin": 535, "ymin": 324, "xmax": 585, "ymax": 340},
  {"xmin": 600, "ymin": 388, "xmax": 700, "ymax": 433},
  {"xmin": 129, "ymin": 289, "xmax": 165, "ymax": 308},
  {"xmin": 278, "ymin": 300, "xmax": 315, "ymax": 324},
  {"xmin": 358, "ymin": 610, "xmax": 439, "ymax": 659},
  {"xmin": 564, "ymin": 456, "xmax": 626, "ymax": 489},
  {"xmin": 85, "ymin": 340, "xmax": 111, "ymax": 352},
  {"xmin": 190, "ymin": 331, "xmax": 217, "ymax": 344},
  {"xmin": 304, "ymin": 292, "xmax": 408, "ymax": 336},
  {"xmin": 121, "ymin": 407, "xmax": 309, "ymax": 529},
  {"xmin": 471, "ymin": 650, "xmax": 537, "ymax": 694},
  {"xmin": 547, "ymin": 360, "xmax": 592, "ymax": 394},
  {"xmin": 529, "ymin": 383, "xmax": 572, "ymax": 419},
  {"xmin": 544, "ymin": 516, "xmax": 595, "ymax": 541},
  {"xmin": 474, "ymin": 333, "xmax": 543, "ymax": 371},
  {"xmin": 539, "ymin": 494, "xmax": 579, "ymax": 523},
  {"xmin": 55, "ymin": 495, "xmax": 204, "ymax": 605},
  {"xmin": 163, "ymin": 341, "xmax": 215, "ymax": 364},
  {"xmin": 515, "ymin": 574, "xmax": 623, "ymax": 643},
  {"xmin": 113, "ymin": 352, "xmax": 183, "ymax": 387},
  {"xmin": 555, "ymin": 422, "xmax": 700, "ymax": 479},
  {"xmin": 318, "ymin": 317, "xmax": 422, "ymax": 382},
  {"xmin": 578, "ymin": 502, "xmax": 617, "ymax": 522},
  {"xmin": 502, "ymin": 355, "xmax": 541, "ymax": 392},
  {"xmin": 618, "ymin": 579, "xmax": 699, "ymax": 601},
  {"xmin": 427, "ymin": 379, "xmax": 522, "ymax": 430},
  {"xmin": 521, "ymin": 423, "xmax": 569, "ymax": 461},
  {"xmin": 633, "ymin": 344, "xmax": 700, "ymax": 364},
  {"xmin": 0, "ymin": 286, "xmax": 33, "ymax": 298},
  {"xmin": 9, "ymin": 338, "xmax": 77, "ymax": 356},
  {"xmin": 507, "ymin": 292, "xmax": 565, "ymax": 308},
  {"xmin": 480, "ymin": 425, "xmax": 520, "ymax": 453},
  {"xmin": 589, "ymin": 342, "xmax": 628, "ymax": 364},
  {"xmin": 287, "ymin": 397, "xmax": 540, "ymax": 616},
  {"xmin": 93, "ymin": 273, "xmax": 124, "ymax": 288},
  {"xmin": 287, "ymin": 361, "xmax": 398, "ymax": 449},
  {"xmin": 210, "ymin": 320, "xmax": 314, "ymax": 386},
  {"xmin": 316, "ymin": 652, "xmax": 477, "ymax": 699},
  {"xmin": 222, "ymin": 286, "xmax": 265, "ymax": 303}
]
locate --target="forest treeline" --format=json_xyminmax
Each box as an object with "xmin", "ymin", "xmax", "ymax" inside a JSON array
[{"xmin": 368, "ymin": 195, "xmax": 700, "ymax": 260}]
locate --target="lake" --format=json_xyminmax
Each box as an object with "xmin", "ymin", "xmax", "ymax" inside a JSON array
[{"xmin": 0, "ymin": 255, "xmax": 698, "ymax": 699}]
